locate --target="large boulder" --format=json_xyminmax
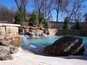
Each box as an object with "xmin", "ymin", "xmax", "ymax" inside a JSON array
[
  {"xmin": 44, "ymin": 36, "xmax": 85, "ymax": 56},
  {"xmin": 0, "ymin": 40, "xmax": 18, "ymax": 60},
  {"xmin": 0, "ymin": 40, "xmax": 10, "ymax": 46},
  {"xmin": 0, "ymin": 46, "xmax": 10, "ymax": 60},
  {"xmin": 9, "ymin": 45, "xmax": 18, "ymax": 54}
]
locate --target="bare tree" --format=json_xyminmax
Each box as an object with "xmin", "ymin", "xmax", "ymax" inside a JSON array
[
  {"xmin": 14, "ymin": 0, "xmax": 28, "ymax": 18},
  {"xmin": 34, "ymin": 0, "xmax": 44, "ymax": 20},
  {"xmin": 65, "ymin": 0, "xmax": 85, "ymax": 22},
  {"xmin": 33, "ymin": 0, "xmax": 53, "ymax": 21},
  {"xmin": 53, "ymin": 0, "xmax": 69, "ymax": 23},
  {"xmin": 84, "ymin": 13, "xmax": 87, "ymax": 22},
  {"xmin": 41, "ymin": 0, "xmax": 54, "ymax": 20},
  {"xmin": 0, "ymin": 5, "xmax": 15, "ymax": 23}
]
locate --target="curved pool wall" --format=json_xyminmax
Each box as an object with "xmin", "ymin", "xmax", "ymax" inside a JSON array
[
  {"xmin": 81, "ymin": 37, "xmax": 87, "ymax": 49},
  {"xmin": 21, "ymin": 35, "xmax": 87, "ymax": 53}
]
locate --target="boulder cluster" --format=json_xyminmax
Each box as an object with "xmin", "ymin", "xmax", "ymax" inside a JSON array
[
  {"xmin": 19, "ymin": 28, "xmax": 49, "ymax": 38},
  {"xmin": 0, "ymin": 40, "xmax": 18, "ymax": 60},
  {"xmin": 44, "ymin": 36, "xmax": 85, "ymax": 56}
]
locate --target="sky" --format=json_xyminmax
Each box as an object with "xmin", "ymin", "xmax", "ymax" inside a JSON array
[
  {"xmin": 0, "ymin": 0, "xmax": 16, "ymax": 9},
  {"xmin": 0, "ymin": 0, "xmax": 32, "ymax": 11},
  {"xmin": 0, "ymin": 0, "xmax": 87, "ymax": 21}
]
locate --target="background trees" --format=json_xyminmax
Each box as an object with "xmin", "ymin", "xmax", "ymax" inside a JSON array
[
  {"xmin": 0, "ymin": 0, "xmax": 87, "ymax": 29},
  {"xmin": 65, "ymin": 0, "xmax": 86, "ymax": 22},
  {"xmin": 53, "ymin": 0, "xmax": 69, "ymax": 23},
  {"xmin": 0, "ymin": 5, "xmax": 15, "ymax": 23}
]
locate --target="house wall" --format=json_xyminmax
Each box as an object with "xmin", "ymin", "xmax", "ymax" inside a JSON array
[
  {"xmin": 50, "ymin": 21, "xmax": 75, "ymax": 29},
  {"xmin": 56, "ymin": 29, "xmax": 87, "ymax": 36}
]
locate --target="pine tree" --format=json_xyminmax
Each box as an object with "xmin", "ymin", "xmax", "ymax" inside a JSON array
[
  {"xmin": 14, "ymin": 5, "xmax": 24, "ymax": 25},
  {"xmin": 63, "ymin": 17, "xmax": 69, "ymax": 29},
  {"xmin": 74, "ymin": 20, "xmax": 82, "ymax": 29},
  {"xmin": 29, "ymin": 12, "xmax": 39, "ymax": 26}
]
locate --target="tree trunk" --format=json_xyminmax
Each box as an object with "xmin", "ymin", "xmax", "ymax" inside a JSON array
[
  {"xmin": 38, "ymin": 9, "xmax": 41, "ymax": 24},
  {"xmin": 56, "ymin": 10, "xmax": 58, "ymax": 28},
  {"xmin": 56, "ymin": 3, "xmax": 60, "ymax": 28}
]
